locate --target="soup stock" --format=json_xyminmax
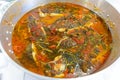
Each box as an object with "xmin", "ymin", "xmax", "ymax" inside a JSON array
[
  {"xmin": 12, "ymin": 2, "xmax": 112, "ymax": 78},
  {"xmin": 0, "ymin": 0, "xmax": 120, "ymax": 79}
]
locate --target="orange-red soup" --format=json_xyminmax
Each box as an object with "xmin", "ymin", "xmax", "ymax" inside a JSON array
[{"xmin": 12, "ymin": 2, "xmax": 112, "ymax": 78}]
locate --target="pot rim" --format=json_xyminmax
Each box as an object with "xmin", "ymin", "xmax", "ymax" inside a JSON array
[{"xmin": 0, "ymin": 0, "xmax": 120, "ymax": 79}]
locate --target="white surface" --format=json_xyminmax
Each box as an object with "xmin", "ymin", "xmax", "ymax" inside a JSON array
[{"xmin": 0, "ymin": 0, "xmax": 120, "ymax": 80}]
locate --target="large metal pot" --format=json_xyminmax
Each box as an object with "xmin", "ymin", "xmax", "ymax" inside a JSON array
[{"xmin": 0, "ymin": 0, "xmax": 120, "ymax": 80}]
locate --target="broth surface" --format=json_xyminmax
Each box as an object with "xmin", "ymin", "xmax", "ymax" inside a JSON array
[{"xmin": 12, "ymin": 2, "xmax": 112, "ymax": 78}]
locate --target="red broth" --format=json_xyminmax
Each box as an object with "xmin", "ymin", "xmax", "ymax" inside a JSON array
[{"xmin": 12, "ymin": 2, "xmax": 112, "ymax": 78}]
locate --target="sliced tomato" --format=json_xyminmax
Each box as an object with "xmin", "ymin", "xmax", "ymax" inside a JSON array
[
  {"xmin": 37, "ymin": 54, "xmax": 49, "ymax": 62},
  {"xmin": 72, "ymin": 37, "xmax": 85, "ymax": 44}
]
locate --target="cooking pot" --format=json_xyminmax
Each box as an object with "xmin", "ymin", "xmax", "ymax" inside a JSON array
[{"xmin": 0, "ymin": 0, "xmax": 120, "ymax": 80}]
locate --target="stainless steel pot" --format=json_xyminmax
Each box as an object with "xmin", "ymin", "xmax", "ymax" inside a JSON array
[{"xmin": 0, "ymin": 0, "xmax": 120, "ymax": 80}]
